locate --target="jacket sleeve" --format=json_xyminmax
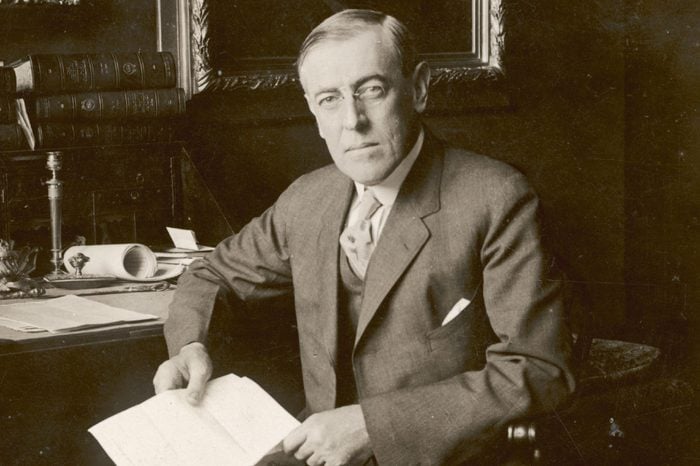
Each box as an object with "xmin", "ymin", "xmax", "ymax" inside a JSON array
[
  {"xmin": 360, "ymin": 173, "xmax": 576, "ymax": 465},
  {"xmin": 164, "ymin": 181, "xmax": 300, "ymax": 357}
]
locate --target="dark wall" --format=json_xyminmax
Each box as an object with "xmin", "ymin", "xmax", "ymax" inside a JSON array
[
  {"xmin": 624, "ymin": 0, "xmax": 699, "ymax": 371},
  {"xmin": 0, "ymin": 0, "xmax": 158, "ymax": 63},
  {"xmin": 185, "ymin": 0, "xmax": 697, "ymax": 366}
]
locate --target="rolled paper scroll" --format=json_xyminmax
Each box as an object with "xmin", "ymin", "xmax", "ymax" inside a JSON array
[{"xmin": 63, "ymin": 244, "xmax": 158, "ymax": 280}]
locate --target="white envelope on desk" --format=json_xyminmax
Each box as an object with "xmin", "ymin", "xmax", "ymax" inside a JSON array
[{"xmin": 166, "ymin": 227, "xmax": 215, "ymax": 252}]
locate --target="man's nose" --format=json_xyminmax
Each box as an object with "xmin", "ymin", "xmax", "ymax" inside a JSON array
[{"xmin": 341, "ymin": 98, "xmax": 367, "ymax": 131}]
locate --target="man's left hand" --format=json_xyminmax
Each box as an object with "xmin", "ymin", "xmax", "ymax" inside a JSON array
[{"xmin": 282, "ymin": 404, "xmax": 372, "ymax": 466}]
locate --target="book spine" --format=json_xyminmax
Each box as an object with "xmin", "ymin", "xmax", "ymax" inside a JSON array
[
  {"xmin": 28, "ymin": 52, "xmax": 176, "ymax": 93},
  {"xmin": 0, "ymin": 124, "xmax": 25, "ymax": 150},
  {"xmin": 0, "ymin": 98, "xmax": 15, "ymax": 124},
  {"xmin": 34, "ymin": 88, "xmax": 186, "ymax": 121},
  {"xmin": 0, "ymin": 68, "xmax": 16, "ymax": 94},
  {"xmin": 36, "ymin": 122, "xmax": 175, "ymax": 148}
]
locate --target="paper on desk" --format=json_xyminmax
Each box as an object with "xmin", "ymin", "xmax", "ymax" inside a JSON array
[
  {"xmin": 166, "ymin": 227, "xmax": 215, "ymax": 251},
  {"xmin": 157, "ymin": 258, "xmax": 197, "ymax": 266},
  {"xmin": 0, "ymin": 294, "xmax": 158, "ymax": 333},
  {"xmin": 0, "ymin": 316, "xmax": 43, "ymax": 333},
  {"xmin": 89, "ymin": 373, "xmax": 301, "ymax": 466}
]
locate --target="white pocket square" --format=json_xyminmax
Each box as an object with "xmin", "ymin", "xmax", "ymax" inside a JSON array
[{"xmin": 441, "ymin": 298, "xmax": 471, "ymax": 326}]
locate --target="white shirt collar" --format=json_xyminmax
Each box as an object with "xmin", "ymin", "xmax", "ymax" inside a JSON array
[{"xmin": 353, "ymin": 128, "xmax": 425, "ymax": 206}]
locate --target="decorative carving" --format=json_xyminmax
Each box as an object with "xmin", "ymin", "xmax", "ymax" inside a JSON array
[
  {"xmin": 67, "ymin": 252, "xmax": 89, "ymax": 276},
  {"xmin": 200, "ymin": 65, "xmax": 505, "ymax": 93},
  {"xmin": 431, "ymin": 65, "xmax": 502, "ymax": 85},
  {"xmin": 489, "ymin": 0, "xmax": 505, "ymax": 72},
  {"xmin": 191, "ymin": 0, "xmax": 215, "ymax": 94},
  {"xmin": 0, "ymin": 239, "xmax": 45, "ymax": 299},
  {"xmin": 205, "ymin": 73, "xmax": 300, "ymax": 92}
]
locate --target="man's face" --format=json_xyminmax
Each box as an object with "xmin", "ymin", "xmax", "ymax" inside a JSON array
[{"xmin": 300, "ymin": 27, "xmax": 427, "ymax": 186}]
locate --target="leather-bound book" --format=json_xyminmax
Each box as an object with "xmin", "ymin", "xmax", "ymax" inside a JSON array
[
  {"xmin": 0, "ymin": 124, "xmax": 26, "ymax": 150},
  {"xmin": 1, "ymin": 51, "xmax": 176, "ymax": 94},
  {"xmin": 34, "ymin": 88, "xmax": 186, "ymax": 121},
  {"xmin": 36, "ymin": 121, "xmax": 175, "ymax": 148},
  {"xmin": 0, "ymin": 97, "xmax": 15, "ymax": 124}
]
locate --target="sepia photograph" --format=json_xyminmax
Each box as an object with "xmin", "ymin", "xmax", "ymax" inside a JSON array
[{"xmin": 0, "ymin": 0, "xmax": 697, "ymax": 464}]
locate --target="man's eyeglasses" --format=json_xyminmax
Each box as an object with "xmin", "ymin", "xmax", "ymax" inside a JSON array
[{"xmin": 316, "ymin": 84, "xmax": 387, "ymax": 111}]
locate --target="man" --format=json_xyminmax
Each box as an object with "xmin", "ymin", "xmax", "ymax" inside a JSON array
[{"xmin": 153, "ymin": 9, "xmax": 575, "ymax": 466}]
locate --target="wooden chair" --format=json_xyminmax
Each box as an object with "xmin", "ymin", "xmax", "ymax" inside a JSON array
[{"xmin": 505, "ymin": 269, "xmax": 695, "ymax": 465}]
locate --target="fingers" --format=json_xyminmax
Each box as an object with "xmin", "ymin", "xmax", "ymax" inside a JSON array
[
  {"xmin": 293, "ymin": 443, "xmax": 314, "ymax": 463},
  {"xmin": 152, "ymin": 359, "xmax": 185, "ymax": 394},
  {"xmin": 184, "ymin": 360, "xmax": 212, "ymax": 404},
  {"xmin": 152, "ymin": 342, "xmax": 213, "ymax": 403},
  {"xmin": 282, "ymin": 425, "xmax": 307, "ymax": 456},
  {"xmin": 282, "ymin": 406, "xmax": 371, "ymax": 466},
  {"xmin": 180, "ymin": 342, "xmax": 213, "ymax": 404},
  {"xmin": 306, "ymin": 452, "xmax": 326, "ymax": 466}
]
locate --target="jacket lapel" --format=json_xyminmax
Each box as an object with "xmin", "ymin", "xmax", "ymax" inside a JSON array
[
  {"xmin": 315, "ymin": 173, "xmax": 354, "ymax": 365},
  {"xmin": 355, "ymin": 132, "xmax": 444, "ymax": 346}
]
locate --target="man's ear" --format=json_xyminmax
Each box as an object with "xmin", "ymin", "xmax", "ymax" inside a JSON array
[
  {"xmin": 303, "ymin": 94, "xmax": 325, "ymax": 139},
  {"xmin": 411, "ymin": 61, "xmax": 431, "ymax": 114}
]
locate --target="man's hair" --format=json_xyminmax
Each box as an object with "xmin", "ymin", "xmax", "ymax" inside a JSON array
[{"xmin": 296, "ymin": 9, "xmax": 418, "ymax": 77}]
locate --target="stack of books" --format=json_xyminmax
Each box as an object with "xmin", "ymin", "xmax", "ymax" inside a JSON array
[{"xmin": 0, "ymin": 51, "xmax": 185, "ymax": 150}]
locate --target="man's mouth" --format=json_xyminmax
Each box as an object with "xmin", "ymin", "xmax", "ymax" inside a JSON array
[{"xmin": 345, "ymin": 143, "xmax": 378, "ymax": 153}]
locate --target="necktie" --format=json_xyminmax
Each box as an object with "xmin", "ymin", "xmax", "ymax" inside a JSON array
[{"xmin": 340, "ymin": 189, "xmax": 382, "ymax": 279}]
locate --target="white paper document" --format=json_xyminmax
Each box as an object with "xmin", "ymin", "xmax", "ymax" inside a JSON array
[
  {"xmin": 89, "ymin": 374, "xmax": 301, "ymax": 466},
  {"xmin": 0, "ymin": 294, "xmax": 158, "ymax": 333},
  {"xmin": 166, "ymin": 226, "xmax": 215, "ymax": 251}
]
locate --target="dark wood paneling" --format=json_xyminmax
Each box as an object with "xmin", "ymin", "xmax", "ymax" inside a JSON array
[{"xmin": 0, "ymin": 0, "xmax": 157, "ymax": 64}]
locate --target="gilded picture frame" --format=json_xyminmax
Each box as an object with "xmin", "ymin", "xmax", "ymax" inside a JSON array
[{"xmin": 159, "ymin": 0, "xmax": 507, "ymax": 117}]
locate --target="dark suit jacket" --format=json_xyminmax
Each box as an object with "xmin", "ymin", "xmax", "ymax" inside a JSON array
[{"xmin": 165, "ymin": 129, "xmax": 576, "ymax": 465}]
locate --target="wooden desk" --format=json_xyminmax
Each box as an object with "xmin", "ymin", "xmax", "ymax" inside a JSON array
[
  {"xmin": 0, "ymin": 289, "xmax": 173, "ymax": 356},
  {"xmin": 0, "ymin": 290, "xmax": 174, "ymax": 465},
  {"xmin": 0, "ymin": 289, "xmax": 304, "ymax": 465}
]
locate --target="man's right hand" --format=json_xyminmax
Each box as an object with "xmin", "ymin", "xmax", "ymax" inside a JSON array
[{"xmin": 152, "ymin": 342, "xmax": 213, "ymax": 405}]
